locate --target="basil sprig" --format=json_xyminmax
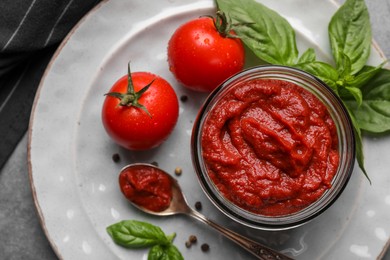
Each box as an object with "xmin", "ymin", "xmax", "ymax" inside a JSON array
[
  {"xmin": 107, "ymin": 220, "xmax": 183, "ymax": 260},
  {"xmin": 216, "ymin": 0, "xmax": 390, "ymax": 181}
]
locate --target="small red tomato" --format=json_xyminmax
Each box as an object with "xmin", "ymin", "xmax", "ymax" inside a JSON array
[
  {"xmin": 102, "ymin": 65, "xmax": 179, "ymax": 150},
  {"xmin": 168, "ymin": 12, "xmax": 245, "ymax": 92}
]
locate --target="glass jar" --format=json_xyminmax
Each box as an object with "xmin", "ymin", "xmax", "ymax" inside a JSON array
[{"xmin": 191, "ymin": 65, "xmax": 355, "ymax": 230}]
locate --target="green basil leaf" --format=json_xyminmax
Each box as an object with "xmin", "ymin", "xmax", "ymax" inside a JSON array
[
  {"xmin": 328, "ymin": 0, "xmax": 371, "ymax": 75},
  {"xmin": 148, "ymin": 244, "xmax": 184, "ymax": 260},
  {"xmin": 165, "ymin": 233, "xmax": 176, "ymax": 243},
  {"xmin": 337, "ymin": 51, "xmax": 352, "ymax": 78},
  {"xmin": 345, "ymin": 68, "xmax": 390, "ymax": 133},
  {"xmin": 293, "ymin": 61, "xmax": 339, "ymax": 93},
  {"xmin": 346, "ymin": 64, "xmax": 384, "ymax": 89},
  {"xmin": 107, "ymin": 220, "xmax": 170, "ymax": 248},
  {"xmin": 346, "ymin": 101, "xmax": 390, "ymax": 133},
  {"xmin": 343, "ymin": 103, "xmax": 370, "ymax": 183},
  {"xmin": 360, "ymin": 67, "xmax": 390, "ymax": 98},
  {"xmin": 148, "ymin": 245, "xmax": 165, "ymax": 260},
  {"xmin": 340, "ymin": 86, "xmax": 363, "ymax": 106},
  {"xmin": 216, "ymin": 0, "xmax": 298, "ymax": 65},
  {"xmin": 297, "ymin": 48, "xmax": 316, "ymax": 64}
]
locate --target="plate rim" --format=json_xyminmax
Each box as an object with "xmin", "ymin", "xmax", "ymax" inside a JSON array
[
  {"xmin": 27, "ymin": 0, "xmax": 390, "ymax": 259},
  {"xmin": 27, "ymin": 1, "xmax": 110, "ymax": 258}
]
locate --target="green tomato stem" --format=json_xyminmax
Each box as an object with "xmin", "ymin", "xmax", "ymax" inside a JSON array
[{"xmin": 105, "ymin": 61, "xmax": 154, "ymax": 117}]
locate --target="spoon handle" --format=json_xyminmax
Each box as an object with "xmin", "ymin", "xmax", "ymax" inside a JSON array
[{"xmin": 188, "ymin": 209, "xmax": 293, "ymax": 260}]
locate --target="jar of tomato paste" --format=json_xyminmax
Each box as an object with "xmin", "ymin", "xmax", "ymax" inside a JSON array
[{"xmin": 191, "ymin": 65, "xmax": 355, "ymax": 230}]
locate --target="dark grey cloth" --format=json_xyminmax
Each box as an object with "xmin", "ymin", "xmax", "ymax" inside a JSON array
[{"xmin": 0, "ymin": 0, "xmax": 101, "ymax": 169}]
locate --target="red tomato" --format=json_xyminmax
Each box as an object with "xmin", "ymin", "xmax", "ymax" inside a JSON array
[
  {"xmin": 102, "ymin": 70, "xmax": 179, "ymax": 150},
  {"xmin": 167, "ymin": 16, "xmax": 245, "ymax": 92}
]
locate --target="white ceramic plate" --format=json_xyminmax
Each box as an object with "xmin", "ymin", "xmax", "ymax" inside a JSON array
[{"xmin": 28, "ymin": 0, "xmax": 390, "ymax": 259}]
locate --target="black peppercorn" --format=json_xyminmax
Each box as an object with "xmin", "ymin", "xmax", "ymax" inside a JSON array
[
  {"xmin": 112, "ymin": 153, "xmax": 120, "ymax": 163},
  {"xmin": 201, "ymin": 243, "xmax": 210, "ymax": 252},
  {"xmin": 195, "ymin": 201, "xmax": 202, "ymax": 211}
]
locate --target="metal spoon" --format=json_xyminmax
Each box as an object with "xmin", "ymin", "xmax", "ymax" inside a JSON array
[{"xmin": 120, "ymin": 163, "xmax": 293, "ymax": 260}]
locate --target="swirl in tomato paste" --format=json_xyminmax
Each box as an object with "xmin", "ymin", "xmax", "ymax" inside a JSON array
[{"xmin": 201, "ymin": 79, "xmax": 339, "ymax": 216}]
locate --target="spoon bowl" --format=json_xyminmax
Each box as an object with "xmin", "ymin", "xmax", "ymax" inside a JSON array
[{"xmin": 119, "ymin": 163, "xmax": 293, "ymax": 260}]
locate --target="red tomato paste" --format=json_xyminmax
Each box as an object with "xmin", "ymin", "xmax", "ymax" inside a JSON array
[
  {"xmin": 119, "ymin": 165, "xmax": 172, "ymax": 212},
  {"xmin": 201, "ymin": 79, "xmax": 339, "ymax": 216}
]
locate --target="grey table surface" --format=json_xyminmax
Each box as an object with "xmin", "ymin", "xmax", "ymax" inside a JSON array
[{"xmin": 1, "ymin": 1, "xmax": 390, "ymax": 259}]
